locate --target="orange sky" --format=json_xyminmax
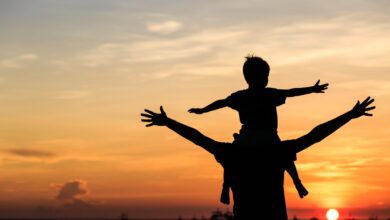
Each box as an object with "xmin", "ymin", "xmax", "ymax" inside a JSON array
[{"xmin": 0, "ymin": 0, "xmax": 389, "ymax": 219}]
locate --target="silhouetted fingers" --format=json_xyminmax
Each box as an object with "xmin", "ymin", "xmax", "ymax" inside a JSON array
[
  {"xmin": 144, "ymin": 109, "xmax": 157, "ymax": 115},
  {"xmin": 141, "ymin": 113, "xmax": 153, "ymax": 118},
  {"xmin": 160, "ymin": 106, "xmax": 166, "ymax": 115},
  {"xmin": 315, "ymin": 80, "xmax": 320, "ymax": 86},
  {"xmin": 141, "ymin": 119, "xmax": 152, "ymax": 122},
  {"xmin": 365, "ymin": 106, "xmax": 376, "ymax": 111},
  {"xmin": 145, "ymin": 123, "xmax": 155, "ymax": 127},
  {"xmin": 363, "ymin": 113, "xmax": 373, "ymax": 116},
  {"xmin": 354, "ymin": 100, "xmax": 360, "ymax": 108},
  {"xmin": 365, "ymin": 98, "xmax": 375, "ymax": 106},
  {"xmin": 360, "ymin": 99, "xmax": 374, "ymax": 109},
  {"xmin": 361, "ymin": 96, "xmax": 371, "ymax": 105}
]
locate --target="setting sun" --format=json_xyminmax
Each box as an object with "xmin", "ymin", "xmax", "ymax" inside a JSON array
[{"xmin": 326, "ymin": 209, "xmax": 339, "ymax": 220}]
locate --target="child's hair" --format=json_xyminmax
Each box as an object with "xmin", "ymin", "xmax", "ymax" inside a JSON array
[{"xmin": 243, "ymin": 55, "xmax": 270, "ymax": 87}]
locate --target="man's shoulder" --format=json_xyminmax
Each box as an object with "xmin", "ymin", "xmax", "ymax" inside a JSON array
[
  {"xmin": 214, "ymin": 142, "xmax": 234, "ymax": 154},
  {"xmin": 213, "ymin": 142, "xmax": 234, "ymax": 164}
]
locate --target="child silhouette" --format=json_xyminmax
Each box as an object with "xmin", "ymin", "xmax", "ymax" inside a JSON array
[{"xmin": 189, "ymin": 56, "xmax": 329, "ymax": 203}]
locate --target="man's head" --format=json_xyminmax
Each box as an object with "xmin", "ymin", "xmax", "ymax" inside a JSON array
[{"xmin": 243, "ymin": 55, "xmax": 270, "ymax": 88}]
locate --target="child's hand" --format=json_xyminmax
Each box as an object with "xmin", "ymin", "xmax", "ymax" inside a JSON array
[
  {"xmin": 312, "ymin": 80, "xmax": 329, "ymax": 93},
  {"xmin": 188, "ymin": 108, "xmax": 204, "ymax": 114}
]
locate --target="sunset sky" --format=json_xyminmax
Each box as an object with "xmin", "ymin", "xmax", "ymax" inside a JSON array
[{"xmin": 0, "ymin": 0, "xmax": 390, "ymax": 219}]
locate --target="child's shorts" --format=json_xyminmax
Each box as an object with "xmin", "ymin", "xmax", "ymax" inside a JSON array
[{"xmin": 232, "ymin": 128, "xmax": 280, "ymax": 147}]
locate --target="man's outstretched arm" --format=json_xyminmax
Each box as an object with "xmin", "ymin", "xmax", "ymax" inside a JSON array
[
  {"xmin": 296, "ymin": 97, "xmax": 375, "ymax": 152},
  {"xmin": 141, "ymin": 106, "xmax": 221, "ymax": 155}
]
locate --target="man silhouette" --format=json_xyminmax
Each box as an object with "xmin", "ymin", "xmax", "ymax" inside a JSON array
[{"xmin": 141, "ymin": 97, "xmax": 375, "ymax": 220}]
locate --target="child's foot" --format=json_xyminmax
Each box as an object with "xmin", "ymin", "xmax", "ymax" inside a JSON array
[{"xmin": 294, "ymin": 181, "xmax": 309, "ymax": 198}]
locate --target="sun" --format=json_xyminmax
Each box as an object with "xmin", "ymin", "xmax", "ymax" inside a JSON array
[{"xmin": 326, "ymin": 208, "xmax": 339, "ymax": 220}]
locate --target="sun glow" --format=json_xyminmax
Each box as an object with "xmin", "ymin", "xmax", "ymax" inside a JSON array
[{"xmin": 326, "ymin": 209, "xmax": 339, "ymax": 220}]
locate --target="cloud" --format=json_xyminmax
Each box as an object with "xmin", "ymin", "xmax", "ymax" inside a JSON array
[
  {"xmin": 74, "ymin": 13, "xmax": 390, "ymax": 82},
  {"xmin": 6, "ymin": 149, "xmax": 56, "ymax": 158},
  {"xmin": 56, "ymin": 180, "xmax": 88, "ymax": 201},
  {"xmin": 55, "ymin": 180, "xmax": 96, "ymax": 210},
  {"xmin": 335, "ymin": 80, "xmax": 390, "ymax": 96},
  {"xmin": 266, "ymin": 16, "xmax": 390, "ymax": 67},
  {"xmin": 146, "ymin": 20, "xmax": 183, "ymax": 34},
  {"xmin": 76, "ymin": 28, "xmax": 247, "ymax": 75},
  {"xmin": 0, "ymin": 53, "xmax": 38, "ymax": 68},
  {"xmin": 296, "ymin": 161, "xmax": 328, "ymax": 171}
]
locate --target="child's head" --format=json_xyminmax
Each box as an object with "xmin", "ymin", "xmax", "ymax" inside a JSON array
[{"xmin": 243, "ymin": 55, "xmax": 270, "ymax": 88}]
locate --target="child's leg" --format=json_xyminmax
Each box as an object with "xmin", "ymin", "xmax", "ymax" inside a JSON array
[{"xmin": 286, "ymin": 161, "xmax": 309, "ymax": 198}]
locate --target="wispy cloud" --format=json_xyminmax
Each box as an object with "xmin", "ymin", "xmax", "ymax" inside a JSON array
[
  {"xmin": 335, "ymin": 80, "xmax": 390, "ymax": 96},
  {"xmin": 262, "ymin": 15, "xmax": 390, "ymax": 68},
  {"xmin": 297, "ymin": 160, "xmax": 364, "ymax": 181},
  {"xmin": 81, "ymin": 28, "xmax": 246, "ymax": 63},
  {"xmin": 6, "ymin": 148, "xmax": 56, "ymax": 158},
  {"xmin": 146, "ymin": 20, "xmax": 183, "ymax": 34},
  {"xmin": 314, "ymin": 170, "xmax": 350, "ymax": 178},
  {"xmin": 73, "ymin": 13, "xmax": 390, "ymax": 83},
  {"xmin": 296, "ymin": 161, "xmax": 328, "ymax": 171},
  {"xmin": 76, "ymin": 28, "xmax": 247, "ymax": 80},
  {"xmin": 0, "ymin": 53, "xmax": 38, "ymax": 68}
]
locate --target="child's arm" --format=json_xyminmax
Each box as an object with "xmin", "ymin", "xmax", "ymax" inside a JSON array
[
  {"xmin": 188, "ymin": 99, "xmax": 228, "ymax": 114},
  {"xmin": 281, "ymin": 80, "xmax": 329, "ymax": 97}
]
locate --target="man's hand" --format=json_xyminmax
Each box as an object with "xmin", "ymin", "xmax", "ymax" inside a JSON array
[
  {"xmin": 188, "ymin": 108, "xmax": 204, "ymax": 114},
  {"xmin": 350, "ymin": 96, "xmax": 376, "ymax": 118},
  {"xmin": 312, "ymin": 80, "xmax": 329, "ymax": 93},
  {"xmin": 141, "ymin": 106, "xmax": 169, "ymax": 127}
]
